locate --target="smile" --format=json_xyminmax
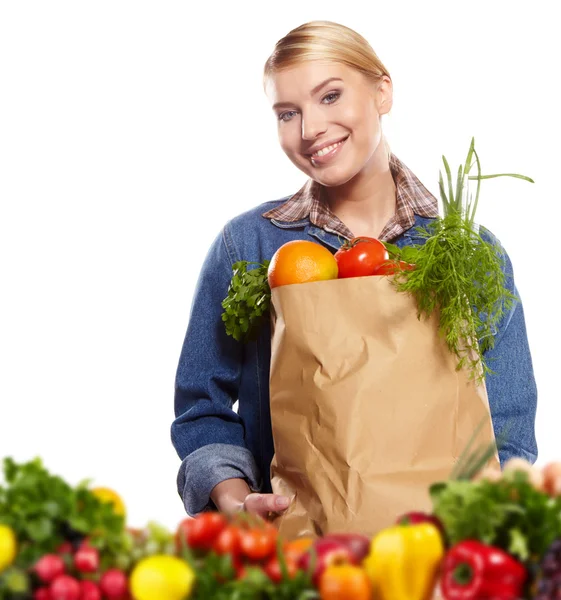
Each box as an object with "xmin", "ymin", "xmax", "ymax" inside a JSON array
[{"xmin": 310, "ymin": 136, "xmax": 349, "ymax": 165}]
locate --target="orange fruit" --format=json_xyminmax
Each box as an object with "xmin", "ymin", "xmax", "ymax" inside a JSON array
[
  {"xmin": 267, "ymin": 240, "xmax": 338, "ymax": 288},
  {"xmin": 91, "ymin": 486, "xmax": 126, "ymax": 518}
]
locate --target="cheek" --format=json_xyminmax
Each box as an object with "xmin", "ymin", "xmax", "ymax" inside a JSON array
[{"xmin": 278, "ymin": 127, "xmax": 302, "ymax": 157}]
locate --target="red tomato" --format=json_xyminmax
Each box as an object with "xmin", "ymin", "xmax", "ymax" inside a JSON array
[
  {"xmin": 34, "ymin": 554, "xmax": 66, "ymax": 583},
  {"xmin": 175, "ymin": 518, "xmax": 194, "ymax": 551},
  {"xmin": 213, "ymin": 525, "xmax": 242, "ymax": 558},
  {"xmin": 73, "ymin": 545, "xmax": 99, "ymax": 573},
  {"xmin": 264, "ymin": 555, "xmax": 298, "ymax": 583},
  {"xmin": 178, "ymin": 512, "xmax": 228, "ymax": 551},
  {"xmin": 239, "ymin": 526, "xmax": 278, "ymax": 561},
  {"xmin": 334, "ymin": 237, "xmax": 389, "ymax": 278},
  {"xmin": 79, "ymin": 580, "xmax": 102, "ymax": 600},
  {"xmin": 372, "ymin": 260, "xmax": 415, "ymax": 276},
  {"xmin": 99, "ymin": 569, "xmax": 128, "ymax": 600},
  {"xmin": 49, "ymin": 575, "xmax": 81, "ymax": 600}
]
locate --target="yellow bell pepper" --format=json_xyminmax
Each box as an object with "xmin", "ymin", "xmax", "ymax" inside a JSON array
[{"xmin": 362, "ymin": 522, "xmax": 444, "ymax": 600}]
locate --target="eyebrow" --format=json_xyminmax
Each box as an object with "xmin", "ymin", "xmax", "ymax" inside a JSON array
[{"xmin": 272, "ymin": 77, "xmax": 343, "ymax": 110}]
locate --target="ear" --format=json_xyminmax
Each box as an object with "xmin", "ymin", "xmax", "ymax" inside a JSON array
[{"xmin": 376, "ymin": 76, "xmax": 393, "ymax": 115}]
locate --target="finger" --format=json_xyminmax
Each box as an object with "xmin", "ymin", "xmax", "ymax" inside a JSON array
[{"xmin": 244, "ymin": 494, "xmax": 290, "ymax": 517}]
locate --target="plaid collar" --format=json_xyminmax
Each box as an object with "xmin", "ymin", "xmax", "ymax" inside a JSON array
[{"xmin": 262, "ymin": 153, "xmax": 439, "ymax": 242}]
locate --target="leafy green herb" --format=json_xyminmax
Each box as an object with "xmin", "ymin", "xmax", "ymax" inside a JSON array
[
  {"xmin": 385, "ymin": 138, "xmax": 534, "ymax": 381},
  {"xmin": 222, "ymin": 261, "xmax": 271, "ymax": 342},
  {"xmin": 182, "ymin": 544, "xmax": 318, "ymax": 600},
  {"xmin": 0, "ymin": 457, "xmax": 127, "ymax": 569},
  {"xmin": 429, "ymin": 471, "xmax": 561, "ymax": 564}
]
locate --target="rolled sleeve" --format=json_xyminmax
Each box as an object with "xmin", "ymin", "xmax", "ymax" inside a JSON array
[{"xmin": 177, "ymin": 443, "xmax": 262, "ymax": 515}]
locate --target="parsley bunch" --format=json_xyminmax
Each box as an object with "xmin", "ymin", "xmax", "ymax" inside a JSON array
[
  {"xmin": 221, "ymin": 261, "xmax": 271, "ymax": 342},
  {"xmin": 430, "ymin": 472, "xmax": 561, "ymax": 565},
  {"xmin": 0, "ymin": 457, "xmax": 127, "ymax": 569},
  {"xmin": 386, "ymin": 138, "xmax": 533, "ymax": 381}
]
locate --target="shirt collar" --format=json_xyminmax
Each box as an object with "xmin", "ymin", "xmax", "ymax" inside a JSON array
[{"xmin": 262, "ymin": 153, "xmax": 439, "ymax": 242}]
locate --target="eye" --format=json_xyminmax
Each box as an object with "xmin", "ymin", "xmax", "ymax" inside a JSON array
[
  {"xmin": 278, "ymin": 110, "xmax": 297, "ymax": 123},
  {"xmin": 323, "ymin": 91, "xmax": 341, "ymax": 104},
  {"xmin": 277, "ymin": 91, "xmax": 341, "ymax": 123}
]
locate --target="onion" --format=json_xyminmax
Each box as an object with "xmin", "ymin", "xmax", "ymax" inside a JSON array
[{"xmin": 542, "ymin": 462, "xmax": 561, "ymax": 496}]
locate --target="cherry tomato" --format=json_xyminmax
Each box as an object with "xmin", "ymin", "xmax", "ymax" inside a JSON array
[
  {"xmin": 239, "ymin": 526, "xmax": 278, "ymax": 561},
  {"xmin": 34, "ymin": 554, "xmax": 66, "ymax": 583},
  {"xmin": 178, "ymin": 512, "xmax": 228, "ymax": 551},
  {"xmin": 264, "ymin": 555, "xmax": 298, "ymax": 583},
  {"xmin": 334, "ymin": 237, "xmax": 389, "ymax": 278},
  {"xmin": 372, "ymin": 260, "xmax": 415, "ymax": 275},
  {"xmin": 319, "ymin": 564, "xmax": 372, "ymax": 600},
  {"xmin": 213, "ymin": 525, "xmax": 242, "ymax": 559},
  {"xmin": 49, "ymin": 575, "xmax": 81, "ymax": 600}
]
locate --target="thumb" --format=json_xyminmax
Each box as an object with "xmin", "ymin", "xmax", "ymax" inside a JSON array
[{"xmin": 244, "ymin": 493, "xmax": 290, "ymax": 516}]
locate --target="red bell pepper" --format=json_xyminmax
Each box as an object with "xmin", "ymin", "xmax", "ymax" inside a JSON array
[{"xmin": 441, "ymin": 540, "xmax": 527, "ymax": 599}]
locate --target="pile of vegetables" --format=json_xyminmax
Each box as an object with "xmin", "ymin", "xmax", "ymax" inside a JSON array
[
  {"xmin": 3, "ymin": 455, "xmax": 561, "ymax": 599},
  {"xmin": 222, "ymin": 138, "xmax": 533, "ymax": 381}
]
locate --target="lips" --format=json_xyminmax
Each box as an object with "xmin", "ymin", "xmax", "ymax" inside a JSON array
[
  {"xmin": 308, "ymin": 136, "xmax": 349, "ymax": 166},
  {"xmin": 307, "ymin": 135, "xmax": 349, "ymax": 157}
]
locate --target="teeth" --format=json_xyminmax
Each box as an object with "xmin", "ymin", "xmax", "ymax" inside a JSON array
[{"xmin": 313, "ymin": 139, "xmax": 345, "ymax": 157}]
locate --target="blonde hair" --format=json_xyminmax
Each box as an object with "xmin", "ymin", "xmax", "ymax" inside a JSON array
[{"xmin": 263, "ymin": 20, "xmax": 392, "ymax": 156}]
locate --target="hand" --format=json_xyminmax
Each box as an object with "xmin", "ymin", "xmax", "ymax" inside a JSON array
[{"xmin": 242, "ymin": 493, "xmax": 291, "ymax": 520}]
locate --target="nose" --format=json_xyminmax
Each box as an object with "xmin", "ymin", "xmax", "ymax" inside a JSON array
[{"xmin": 301, "ymin": 109, "xmax": 327, "ymax": 141}]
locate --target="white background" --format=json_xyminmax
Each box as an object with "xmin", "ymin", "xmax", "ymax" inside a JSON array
[{"xmin": 1, "ymin": 1, "xmax": 559, "ymax": 531}]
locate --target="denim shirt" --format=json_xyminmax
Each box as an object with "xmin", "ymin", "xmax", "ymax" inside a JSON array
[{"xmin": 172, "ymin": 198, "xmax": 538, "ymax": 516}]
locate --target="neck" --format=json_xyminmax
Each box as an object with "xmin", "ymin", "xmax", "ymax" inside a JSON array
[{"xmin": 323, "ymin": 144, "xmax": 396, "ymax": 239}]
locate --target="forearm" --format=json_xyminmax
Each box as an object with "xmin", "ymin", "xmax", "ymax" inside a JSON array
[{"xmin": 210, "ymin": 478, "xmax": 251, "ymax": 515}]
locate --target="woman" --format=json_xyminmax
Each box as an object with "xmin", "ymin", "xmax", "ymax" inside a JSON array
[{"xmin": 171, "ymin": 20, "xmax": 538, "ymax": 519}]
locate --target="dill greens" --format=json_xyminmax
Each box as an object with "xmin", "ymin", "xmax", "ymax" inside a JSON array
[{"xmin": 384, "ymin": 138, "xmax": 533, "ymax": 381}]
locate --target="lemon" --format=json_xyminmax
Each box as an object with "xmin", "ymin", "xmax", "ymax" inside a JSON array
[
  {"xmin": 0, "ymin": 524, "xmax": 17, "ymax": 572},
  {"xmin": 91, "ymin": 487, "xmax": 126, "ymax": 518},
  {"xmin": 130, "ymin": 555, "xmax": 195, "ymax": 600}
]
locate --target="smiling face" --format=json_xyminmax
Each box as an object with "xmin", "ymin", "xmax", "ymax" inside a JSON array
[{"xmin": 265, "ymin": 61, "xmax": 393, "ymax": 187}]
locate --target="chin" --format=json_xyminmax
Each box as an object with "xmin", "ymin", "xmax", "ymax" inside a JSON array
[{"xmin": 316, "ymin": 166, "xmax": 357, "ymax": 187}]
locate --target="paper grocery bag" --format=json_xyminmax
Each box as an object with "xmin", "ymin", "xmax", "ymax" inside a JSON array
[{"xmin": 269, "ymin": 275, "xmax": 500, "ymax": 540}]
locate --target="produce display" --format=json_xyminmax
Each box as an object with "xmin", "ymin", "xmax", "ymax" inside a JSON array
[{"xmin": 2, "ymin": 455, "xmax": 561, "ymax": 599}]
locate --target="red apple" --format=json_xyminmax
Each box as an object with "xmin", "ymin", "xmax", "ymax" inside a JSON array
[
  {"xmin": 396, "ymin": 511, "xmax": 446, "ymax": 538},
  {"xmin": 320, "ymin": 533, "xmax": 371, "ymax": 562},
  {"xmin": 298, "ymin": 539, "xmax": 356, "ymax": 586}
]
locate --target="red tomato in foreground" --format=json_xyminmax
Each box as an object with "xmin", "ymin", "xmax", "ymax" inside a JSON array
[
  {"xmin": 239, "ymin": 526, "xmax": 278, "ymax": 561},
  {"xmin": 264, "ymin": 556, "xmax": 298, "ymax": 583},
  {"xmin": 177, "ymin": 512, "xmax": 228, "ymax": 551},
  {"xmin": 334, "ymin": 237, "xmax": 389, "ymax": 278},
  {"xmin": 213, "ymin": 525, "xmax": 243, "ymax": 559},
  {"xmin": 372, "ymin": 260, "xmax": 416, "ymax": 276}
]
